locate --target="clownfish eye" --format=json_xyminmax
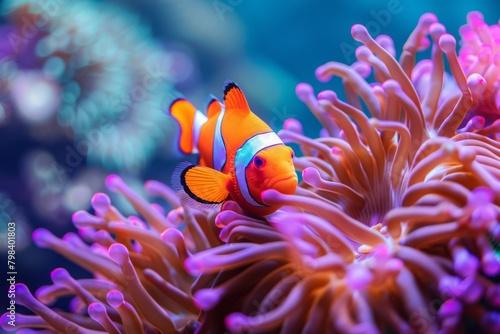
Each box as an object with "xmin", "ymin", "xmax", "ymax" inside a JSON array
[{"xmin": 253, "ymin": 156, "xmax": 266, "ymax": 169}]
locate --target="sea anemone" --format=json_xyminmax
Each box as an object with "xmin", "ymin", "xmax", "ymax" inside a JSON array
[
  {"xmin": 2, "ymin": 175, "xmax": 216, "ymax": 333},
  {"xmin": 185, "ymin": 13, "xmax": 500, "ymax": 333},
  {"xmin": 456, "ymin": 11, "xmax": 500, "ymax": 129},
  {"xmin": 2, "ymin": 11, "xmax": 500, "ymax": 334}
]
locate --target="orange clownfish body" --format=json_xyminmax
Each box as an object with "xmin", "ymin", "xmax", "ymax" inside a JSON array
[{"xmin": 168, "ymin": 81, "xmax": 298, "ymax": 216}]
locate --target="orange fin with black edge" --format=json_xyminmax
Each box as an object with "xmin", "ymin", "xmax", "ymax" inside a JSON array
[
  {"xmin": 168, "ymin": 98, "xmax": 207, "ymax": 155},
  {"xmin": 172, "ymin": 162, "xmax": 230, "ymax": 209},
  {"xmin": 206, "ymin": 94, "xmax": 223, "ymax": 118},
  {"xmin": 223, "ymin": 81, "xmax": 250, "ymax": 113}
]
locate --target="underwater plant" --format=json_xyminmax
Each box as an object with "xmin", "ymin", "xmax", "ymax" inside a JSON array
[{"xmin": 2, "ymin": 11, "xmax": 500, "ymax": 334}]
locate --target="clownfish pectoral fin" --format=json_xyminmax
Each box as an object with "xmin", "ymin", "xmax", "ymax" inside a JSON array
[
  {"xmin": 168, "ymin": 98, "xmax": 207, "ymax": 155},
  {"xmin": 172, "ymin": 162, "xmax": 230, "ymax": 209},
  {"xmin": 223, "ymin": 81, "xmax": 250, "ymax": 114},
  {"xmin": 206, "ymin": 94, "xmax": 223, "ymax": 118}
]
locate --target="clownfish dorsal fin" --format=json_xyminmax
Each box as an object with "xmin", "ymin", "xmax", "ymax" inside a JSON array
[
  {"xmin": 206, "ymin": 94, "xmax": 223, "ymax": 118},
  {"xmin": 223, "ymin": 81, "xmax": 250, "ymax": 114},
  {"xmin": 172, "ymin": 162, "xmax": 230, "ymax": 209}
]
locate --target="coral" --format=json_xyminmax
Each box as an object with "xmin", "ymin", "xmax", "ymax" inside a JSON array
[
  {"xmin": 2, "ymin": 0, "xmax": 178, "ymax": 170},
  {"xmin": 2, "ymin": 12, "xmax": 500, "ymax": 334}
]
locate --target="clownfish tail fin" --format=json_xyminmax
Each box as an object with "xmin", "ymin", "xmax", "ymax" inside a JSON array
[
  {"xmin": 168, "ymin": 98, "xmax": 207, "ymax": 155},
  {"xmin": 172, "ymin": 162, "xmax": 230, "ymax": 209}
]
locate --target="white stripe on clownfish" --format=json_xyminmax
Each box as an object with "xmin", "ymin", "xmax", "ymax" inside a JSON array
[
  {"xmin": 192, "ymin": 110, "xmax": 207, "ymax": 154},
  {"xmin": 212, "ymin": 106, "xmax": 227, "ymax": 171},
  {"xmin": 234, "ymin": 131, "xmax": 284, "ymax": 207}
]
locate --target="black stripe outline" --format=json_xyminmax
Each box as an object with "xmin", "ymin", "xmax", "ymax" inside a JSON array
[{"xmin": 223, "ymin": 80, "xmax": 239, "ymax": 98}]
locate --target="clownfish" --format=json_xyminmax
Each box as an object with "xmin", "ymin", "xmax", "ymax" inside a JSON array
[{"xmin": 168, "ymin": 81, "xmax": 298, "ymax": 216}]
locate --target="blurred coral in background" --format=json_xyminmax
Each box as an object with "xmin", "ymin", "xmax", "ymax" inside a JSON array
[
  {"xmin": 0, "ymin": 1, "xmax": 198, "ymax": 325},
  {"xmin": 1, "ymin": 0, "xmax": 178, "ymax": 170},
  {"xmin": 2, "ymin": 7, "xmax": 500, "ymax": 333},
  {"xmin": 0, "ymin": 0, "xmax": 198, "ymax": 245}
]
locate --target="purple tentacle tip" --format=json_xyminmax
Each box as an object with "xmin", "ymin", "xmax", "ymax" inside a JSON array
[
  {"xmin": 453, "ymin": 247, "xmax": 479, "ymax": 277},
  {"xmin": 51, "ymin": 268, "xmax": 71, "ymax": 285},
  {"xmin": 283, "ymin": 118, "xmax": 303, "ymax": 134},
  {"xmin": 166, "ymin": 207, "xmax": 184, "ymax": 226},
  {"xmin": 351, "ymin": 24, "xmax": 369, "ymax": 42},
  {"xmin": 88, "ymin": 302, "xmax": 107, "ymax": 322},
  {"xmin": 144, "ymin": 180, "xmax": 160, "ymax": 193},
  {"xmin": 194, "ymin": 289, "xmax": 219, "ymax": 310},
  {"xmin": 72, "ymin": 210, "xmax": 103, "ymax": 228},
  {"xmin": 91, "ymin": 193, "xmax": 111, "ymax": 214},
  {"xmin": 32, "ymin": 228, "xmax": 54, "ymax": 248},
  {"xmin": 352, "ymin": 61, "xmax": 372, "ymax": 77},
  {"xmin": 161, "ymin": 228, "xmax": 184, "ymax": 244},
  {"xmin": 420, "ymin": 13, "xmax": 438, "ymax": 24},
  {"xmin": 482, "ymin": 252, "xmax": 500, "ymax": 277},
  {"xmin": 78, "ymin": 227, "xmax": 96, "ymax": 241},
  {"xmin": 438, "ymin": 299, "xmax": 462, "ymax": 328},
  {"xmin": 470, "ymin": 186, "xmax": 494, "ymax": 205},
  {"xmin": 296, "ymin": 83, "xmax": 314, "ymax": 101},
  {"xmin": 215, "ymin": 210, "xmax": 237, "ymax": 228},
  {"xmin": 261, "ymin": 189, "xmax": 283, "ymax": 206},
  {"xmin": 302, "ymin": 167, "xmax": 321, "ymax": 186},
  {"xmin": 108, "ymin": 243, "xmax": 129, "ymax": 266},
  {"xmin": 382, "ymin": 79, "xmax": 401, "ymax": 94},
  {"xmin": 314, "ymin": 66, "xmax": 332, "ymax": 83},
  {"xmin": 439, "ymin": 34, "xmax": 457, "ymax": 53},
  {"xmin": 106, "ymin": 290, "xmax": 124, "ymax": 308},
  {"xmin": 317, "ymin": 90, "xmax": 337, "ymax": 103},
  {"xmin": 105, "ymin": 174, "xmax": 124, "ymax": 192},
  {"xmin": 93, "ymin": 231, "xmax": 111, "ymax": 247},
  {"xmin": 355, "ymin": 46, "xmax": 372, "ymax": 60},
  {"xmin": 72, "ymin": 211, "xmax": 86, "ymax": 226},
  {"xmin": 225, "ymin": 313, "xmax": 247, "ymax": 332},
  {"xmin": 13, "ymin": 284, "xmax": 31, "ymax": 305}
]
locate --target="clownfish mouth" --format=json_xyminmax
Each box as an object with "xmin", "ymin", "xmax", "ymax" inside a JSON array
[{"xmin": 267, "ymin": 172, "xmax": 298, "ymax": 192}]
